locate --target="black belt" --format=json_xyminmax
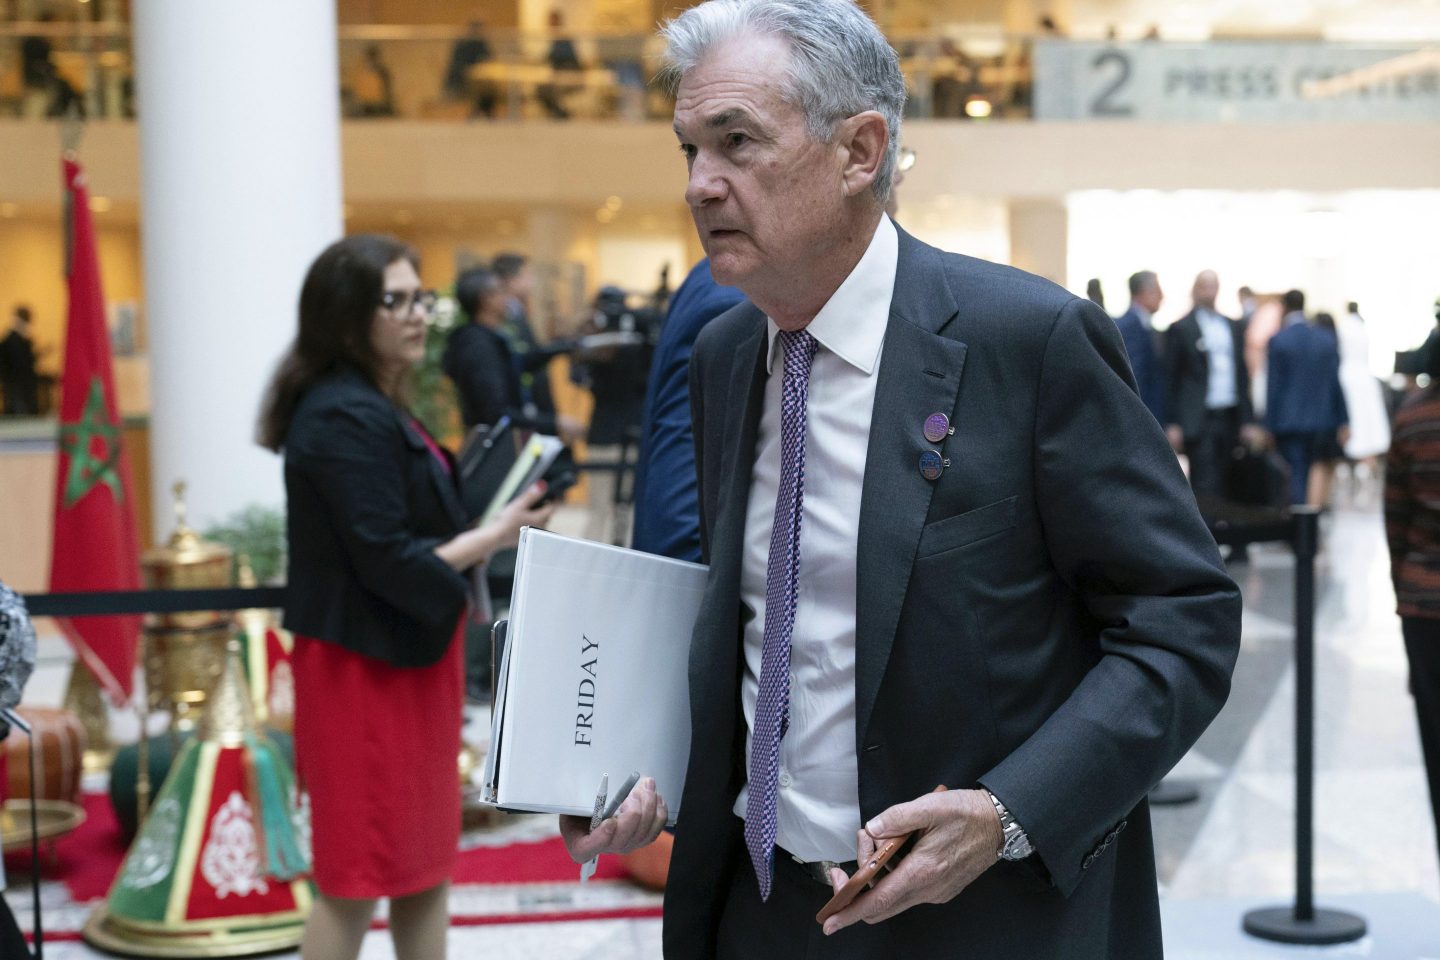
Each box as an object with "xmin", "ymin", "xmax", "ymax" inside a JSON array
[{"xmin": 776, "ymin": 846, "xmax": 858, "ymax": 886}]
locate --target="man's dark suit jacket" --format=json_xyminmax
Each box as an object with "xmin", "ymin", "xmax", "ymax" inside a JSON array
[
  {"xmin": 632, "ymin": 259, "xmax": 745, "ymax": 562},
  {"xmin": 1113, "ymin": 305, "xmax": 1166, "ymax": 423},
  {"xmin": 1266, "ymin": 322, "xmax": 1349, "ymax": 436},
  {"xmin": 664, "ymin": 226, "xmax": 1242, "ymax": 958},
  {"xmin": 282, "ymin": 365, "xmax": 470, "ymax": 668},
  {"xmin": 442, "ymin": 322, "xmax": 559, "ymax": 435},
  {"xmin": 1164, "ymin": 309, "xmax": 1253, "ymax": 437}
]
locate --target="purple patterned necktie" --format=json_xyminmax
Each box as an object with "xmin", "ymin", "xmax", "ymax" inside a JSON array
[{"xmin": 744, "ymin": 328, "xmax": 819, "ymax": 901}]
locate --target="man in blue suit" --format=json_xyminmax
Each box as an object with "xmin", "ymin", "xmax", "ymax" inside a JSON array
[
  {"xmin": 1266, "ymin": 289, "xmax": 1349, "ymax": 505},
  {"xmin": 631, "ymin": 258, "xmax": 745, "ymax": 561},
  {"xmin": 1113, "ymin": 271, "xmax": 1166, "ymax": 424}
]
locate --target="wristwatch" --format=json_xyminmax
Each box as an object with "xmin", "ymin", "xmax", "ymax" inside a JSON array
[{"xmin": 984, "ymin": 789, "xmax": 1034, "ymax": 861}]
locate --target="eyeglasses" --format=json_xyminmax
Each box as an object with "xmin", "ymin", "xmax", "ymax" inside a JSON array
[
  {"xmin": 898, "ymin": 146, "xmax": 917, "ymax": 173},
  {"xmin": 380, "ymin": 289, "xmax": 438, "ymax": 316}
]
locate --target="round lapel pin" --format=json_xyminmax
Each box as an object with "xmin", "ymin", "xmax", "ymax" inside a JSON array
[
  {"xmin": 923, "ymin": 413, "xmax": 951, "ymax": 444},
  {"xmin": 919, "ymin": 449, "xmax": 946, "ymax": 481}
]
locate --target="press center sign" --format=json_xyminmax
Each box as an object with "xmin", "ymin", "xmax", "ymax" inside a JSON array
[{"xmin": 1033, "ymin": 40, "xmax": 1440, "ymax": 121}]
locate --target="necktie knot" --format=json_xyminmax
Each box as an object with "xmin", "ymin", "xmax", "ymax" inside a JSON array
[{"xmin": 778, "ymin": 329, "xmax": 818, "ymax": 379}]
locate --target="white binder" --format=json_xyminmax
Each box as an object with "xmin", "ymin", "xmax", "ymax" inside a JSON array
[{"xmin": 481, "ymin": 528, "xmax": 708, "ymax": 822}]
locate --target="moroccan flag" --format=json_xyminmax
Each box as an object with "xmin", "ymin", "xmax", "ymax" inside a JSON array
[{"xmin": 48, "ymin": 155, "xmax": 142, "ymax": 705}]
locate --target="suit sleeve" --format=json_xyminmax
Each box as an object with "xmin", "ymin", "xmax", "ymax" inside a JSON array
[
  {"xmin": 977, "ymin": 297, "xmax": 1241, "ymax": 897},
  {"xmin": 288, "ymin": 397, "xmax": 468, "ymax": 634}
]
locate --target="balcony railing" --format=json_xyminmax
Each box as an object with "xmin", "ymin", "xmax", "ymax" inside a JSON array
[{"xmin": 0, "ymin": 21, "xmax": 1435, "ymax": 125}]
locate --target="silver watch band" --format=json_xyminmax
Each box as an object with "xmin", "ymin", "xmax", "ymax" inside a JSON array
[{"xmin": 985, "ymin": 789, "xmax": 1034, "ymax": 861}]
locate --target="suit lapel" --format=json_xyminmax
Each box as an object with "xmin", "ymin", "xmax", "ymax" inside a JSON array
[
  {"xmin": 855, "ymin": 227, "xmax": 966, "ymax": 750},
  {"xmin": 695, "ymin": 311, "xmax": 768, "ymax": 687},
  {"xmin": 398, "ymin": 411, "xmax": 468, "ymax": 530}
]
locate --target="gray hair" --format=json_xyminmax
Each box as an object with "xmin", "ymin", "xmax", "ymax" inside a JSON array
[{"xmin": 660, "ymin": 0, "xmax": 907, "ymax": 204}]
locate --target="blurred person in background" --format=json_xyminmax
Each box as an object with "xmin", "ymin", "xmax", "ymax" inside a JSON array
[
  {"xmin": 1265, "ymin": 290, "xmax": 1349, "ymax": 506},
  {"xmin": 1237, "ymin": 285, "xmax": 1258, "ymax": 324},
  {"xmin": 1305, "ymin": 312, "xmax": 1349, "ymax": 508},
  {"xmin": 0, "ymin": 305, "xmax": 40, "ymax": 416},
  {"xmin": 1244, "ymin": 288, "xmax": 1284, "ymax": 417},
  {"xmin": 539, "ymin": 8, "xmax": 582, "ymax": 119},
  {"xmin": 491, "ymin": 252, "xmax": 583, "ymax": 443},
  {"xmin": 443, "ymin": 264, "xmax": 577, "ymax": 439},
  {"xmin": 1166, "ymin": 270, "xmax": 1258, "ymax": 499},
  {"xmin": 1113, "ymin": 271, "xmax": 1166, "ymax": 425},
  {"xmin": 258, "ymin": 235, "xmax": 554, "ymax": 960},
  {"xmin": 351, "ymin": 44, "xmax": 395, "ymax": 118},
  {"xmin": 631, "ymin": 260, "xmax": 745, "ymax": 562},
  {"xmin": 1385, "ymin": 339, "xmax": 1440, "ymax": 872},
  {"xmin": 1086, "ymin": 277, "xmax": 1105, "ymax": 310},
  {"xmin": 444, "ymin": 20, "xmax": 497, "ymax": 119},
  {"xmin": 1336, "ymin": 301, "xmax": 1391, "ymax": 467}
]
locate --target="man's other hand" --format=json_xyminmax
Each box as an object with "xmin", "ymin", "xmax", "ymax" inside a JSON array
[
  {"xmin": 822, "ymin": 788, "xmax": 1003, "ymax": 936},
  {"xmin": 559, "ymin": 777, "xmax": 668, "ymax": 862}
]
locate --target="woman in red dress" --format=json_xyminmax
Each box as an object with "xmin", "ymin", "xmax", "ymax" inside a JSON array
[{"xmin": 258, "ymin": 234, "xmax": 554, "ymax": 960}]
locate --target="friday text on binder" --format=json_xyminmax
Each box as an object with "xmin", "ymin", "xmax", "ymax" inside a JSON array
[{"xmin": 575, "ymin": 634, "xmax": 599, "ymax": 746}]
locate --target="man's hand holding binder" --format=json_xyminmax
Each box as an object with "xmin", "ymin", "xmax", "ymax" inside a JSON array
[{"xmin": 559, "ymin": 777, "xmax": 669, "ymax": 862}]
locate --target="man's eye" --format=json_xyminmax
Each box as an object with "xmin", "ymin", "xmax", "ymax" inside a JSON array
[
  {"xmin": 726, "ymin": 132, "xmax": 749, "ymax": 148},
  {"xmin": 679, "ymin": 143, "xmax": 697, "ymax": 160}
]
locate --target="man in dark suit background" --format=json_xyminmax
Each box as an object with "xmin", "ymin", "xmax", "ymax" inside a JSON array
[
  {"xmin": 1266, "ymin": 289, "xmax": 1349, "ymax": 505},
  {"xmin": 0, "ymin": 306, "xmax": 40, "ymax": 416},
  {"xmin": 1165, "ymin": 269, "xmax": 1258, "ymax": 498},
  {"xmin": 561, "ymin": 2, "xmax": 1240, "ymax": 957},
  {"xmin": 1113, "ymin": 271, "xmax": 1166, "ymax": 424},
  {"xmin": 631, "ymin": 258, "xmax": 745, "ymax": 563}
]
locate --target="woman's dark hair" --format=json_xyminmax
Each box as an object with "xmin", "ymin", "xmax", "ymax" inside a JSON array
[
  {"xmin": 1313, "ymin": 311, "xmax": 1336, "ymax": 330},
  {"xmin": 454, "ymin": 266, "xmax": 501, "ymax": 321},
  {"xmin": 256, "ymin": 234, "xmax": 419, "ymax": 452}
]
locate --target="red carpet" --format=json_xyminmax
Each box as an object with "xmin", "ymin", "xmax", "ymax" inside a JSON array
[{"xmin": 5, "ymin": 793, "xmax": 632, "ymax": 903}]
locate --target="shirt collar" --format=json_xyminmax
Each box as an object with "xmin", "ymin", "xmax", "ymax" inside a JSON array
[
  {"xmin": 764, "ymin": 216, "xmax": 898, "ymax": 375},
  {"xmin": 1131, "ymin": 303, "xmax": 1152, "ymax": 325}
]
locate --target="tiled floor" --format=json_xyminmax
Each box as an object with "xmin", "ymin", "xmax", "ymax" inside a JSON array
[{"xmin": 14, "ymin": 497, "xmax": 1440, "ymax": 957}]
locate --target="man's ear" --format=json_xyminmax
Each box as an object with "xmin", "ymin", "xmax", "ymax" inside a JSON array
[{"xmin": 836, "ymin": 111, "xmax": 888, "ymax": 198}]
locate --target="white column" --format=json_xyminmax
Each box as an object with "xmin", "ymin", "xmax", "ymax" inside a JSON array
[{"xmin": 133, "ymin": 0, "xmax": 343, "ymax": 536}]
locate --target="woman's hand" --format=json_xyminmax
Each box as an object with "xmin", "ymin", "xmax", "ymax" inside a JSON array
[
  {"xmin": 434, "ymin": 482, "xmax": 557, "ymax": 571},
  {"xmin": 485, "ymin": 481, "xmax": 558, "ymax": 552}
]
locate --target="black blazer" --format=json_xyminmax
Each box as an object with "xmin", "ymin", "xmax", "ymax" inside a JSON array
[
  {"xmin": 282, "ymin": 366, "xmax": 470, "ymax": 668},
  {"xmin": 1164, "ymin": 309, "xmax": 1253, "ymax": 437},
  {"xmin": 442, "ymin": 322, "xmax": 558, "ymax": 434},
  {"xmin": 664, "ymin": 226, "xmax": 1241, "ymax": 958}
]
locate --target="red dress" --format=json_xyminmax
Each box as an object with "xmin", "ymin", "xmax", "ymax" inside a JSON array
[{"xmin": 292, "ymin": 420, "xmax": 466, "ymax": 899}]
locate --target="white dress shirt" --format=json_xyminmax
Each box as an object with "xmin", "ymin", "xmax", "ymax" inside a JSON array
[
  {"xmin": 1195, "ymin": 307, "xmax": 1237, "ymax": 409},
  {"xmin": 732, "ymin": 216, "xmax": 897, "ymax": 863}
]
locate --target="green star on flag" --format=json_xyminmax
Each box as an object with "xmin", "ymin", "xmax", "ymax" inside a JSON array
[{"xmin": 59, "ymin": 375, "xmax": 124, "ymax": 508}]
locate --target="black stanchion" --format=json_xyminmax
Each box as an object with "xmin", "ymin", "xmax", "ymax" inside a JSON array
[{"xmin": 1242, "ymin": 506, "xmax": 1367, "ymax": 946}]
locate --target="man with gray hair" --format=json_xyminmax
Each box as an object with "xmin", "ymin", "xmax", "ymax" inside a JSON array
[{"xmin": 561, "ymin": 2, "xmax": 1240, "ymax": 956}]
